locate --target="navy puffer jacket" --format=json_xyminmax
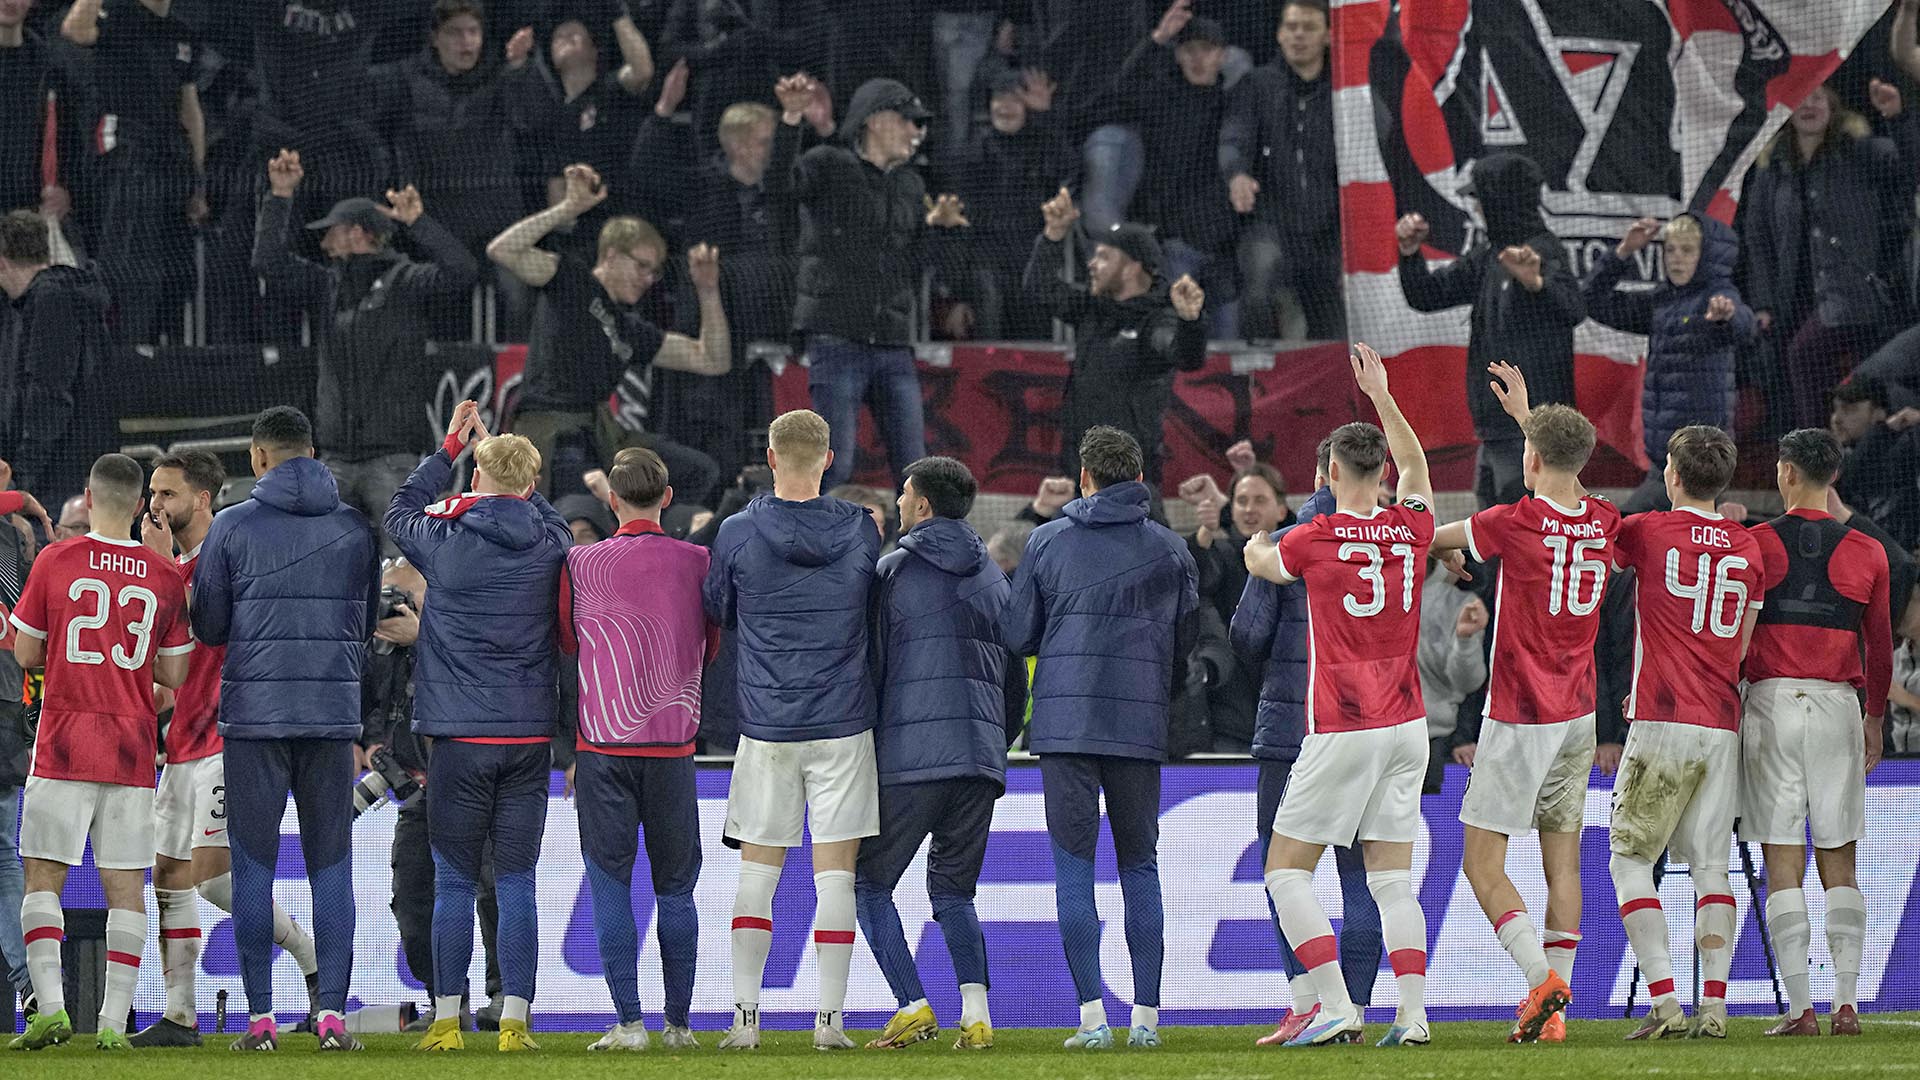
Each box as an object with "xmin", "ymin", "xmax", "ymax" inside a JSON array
[
  {"xmin": 999, "ymin": 480, "xmax": 1199, "ymax": 761},
  {"xmin": 192, "ymin": 457, "xmax": 380, "ymax": 740},
  {"xmin": 1229, "ymin": 485, "xmax": 1334, "ymax": 762},
  {"xmin": 873, "ymin": 516, "xmax": 1016, "ymax": 789},
  {"xmin": 385, "ymin": 448, "xmax": 571, "ymax": 738},
  {"xmin": 1582, "ymin": 213, "xmax": 1756, "ymax": 465},
  {"xmin": 703, "ymin": 493, "xmax": 880, "ymax": 742}
]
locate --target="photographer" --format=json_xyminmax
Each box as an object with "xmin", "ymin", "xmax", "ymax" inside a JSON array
[{"xmin": 358, "ymin": 559, "xmax": 502, "ymax": 1032}]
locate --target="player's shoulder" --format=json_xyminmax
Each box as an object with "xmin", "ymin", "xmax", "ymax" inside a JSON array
[
  {"xmin": 1587, "ymin": 493, "xmax": 1623, "ymax": 526},
  {"xmin": 1394, "ymin": 492, "xmax": 1435, "ymax": 518},
  {"xmin": 1838, "ymin": 524, "xmax": 1892, "ymax": 570},
  {"xmin": 27, "ymin": 534, "xmax": 93, "ymax": 574}
]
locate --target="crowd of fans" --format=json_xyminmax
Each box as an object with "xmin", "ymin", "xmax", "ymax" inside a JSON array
[{"xmin": 0, "ymin": 0, "xmax": 1918, "ymax": 777}]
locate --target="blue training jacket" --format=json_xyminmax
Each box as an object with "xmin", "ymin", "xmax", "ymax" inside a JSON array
[
  {"xmin": 703, "ymin": 492, "xmax": 880, "ymax": 742},
  {"xmin": 998, "ymin": 480, "xmax": 1199, "ymax": 761},
  {"xmin": 192, "ymin": 456, "xmax": 380, "ymax": 740},
  {"xmin": 385, "ymin": 448, "xmax": 572, "ymax": 738},
  {"xmin": 873, "ymin": 515, "xmax": 1015, "ymax": 789},
  {"xmin": 1229, "ymin": 485, "xmax": 1336, "ymax": 763}
]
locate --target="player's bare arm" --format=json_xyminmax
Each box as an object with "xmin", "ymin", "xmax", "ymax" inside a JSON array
[{"xmin": 1353, "ymin": 342, "xmax": 1431, "ymax": 508}]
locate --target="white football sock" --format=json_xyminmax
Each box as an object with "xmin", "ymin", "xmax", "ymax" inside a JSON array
[
  {"xmin": 1288, "ymin": 972, "xmax": 1319, "ymax": 1012},
  {"xmin": 730, "ymin": 861, "xmax": 780, "ymax": 1022},
  {"xmin": 100, "ymin": 907, "xmax": 146, "ymax": 1034},
  {"xmin": 1266, "ymin": 868, "xmax": 1352, "ymax": 1015},
  {"xmin": 22, "ymin": 891, "xmax": 65, "ymax": 1014},
  {"xmin": 1542, "ymin": 926, "xmax": 1581, "ymax": 985},
  {"xmin": 1693, "ymin": 871, "xmax": 1736, "ymax": 1003},
  {"xmin": 812, "ymin": 870, "xmax": 856, "ymax": 1023},
  {"xmin": 1369, "ymin": 869, "xmax": 1427, "ymax": 1025},
  {"xmin": 1494, "ymin": 908, "xmax": 1552, "ymax": 988},
  {"xmin": 1825, "ymin": 886, "xmax": 1866, "ymax": 1010},
  {"xmin": 1078, "ymin": 999, "xmax": 1106, "ymax": 1031},
  {"xmin": 1611, "ymin": 853, "xmax": 1675, "ymax": 1005},
  {"xmin": 156, "ymin": 886, "xmax": 203, "ymax": 1026},
  {"xmin": 959, "ymin": 983, "xmax": 989, "ymax": 1027},
  {"xmin": 1131, "ymin": 1004, "xmax": 1157, "ymax": 1031},
  {"xmin": 1766, "ymin": 888, "xmax": 1812, "ymax": 1016}
]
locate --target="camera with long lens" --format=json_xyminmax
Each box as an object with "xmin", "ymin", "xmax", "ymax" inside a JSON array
[{"xmin": 351, "ymin": 746, "xmax": 422, "ymax": 818}]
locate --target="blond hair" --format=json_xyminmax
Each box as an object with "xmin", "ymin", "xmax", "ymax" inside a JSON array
[
  {"xmin": 769, "ymin": 409, "xmax": 831, "ymax": 473},
  {"xmin": 1660, "ymin": 215, "xmax": 1701, "ymax": 244},
  {"xmin": 474, "ymin": 434, "xmax": 541, "ymax": 493},
  {"xmin": 597, "ymin": 215, "xmax": 665, "ymax": 264},
  {"xmin": 719, "ymin": 102, "xmax": 776, "ymax": 144},
  {"xmin": 1522, "ymin": 404, "xmax": 1597, "ymax": 474}
]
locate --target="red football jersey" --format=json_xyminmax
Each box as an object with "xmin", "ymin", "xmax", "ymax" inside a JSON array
[
  {"xmin": 1615, "ymin": 507, "xmax": 1766, "ymax": 730},
  {"xmin": 10, "ymin": 534, "xmax": 193, "ymax": 786},
  {"xmin": 1465, "ymin": 494, "xmax": 1621, "ymax": 725},
  {"xmin": 166, "ymin": 547, "xmax": 223, "ymax": 763},
  {"xmin": 1275, "ymin": 497, "xmax": 1434, "ymax": 734}
]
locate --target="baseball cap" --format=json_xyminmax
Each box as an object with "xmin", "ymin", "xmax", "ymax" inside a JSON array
[
  {"xmin": 1176, "ymin": 16, "xmax": 1228, "ymax": 47},
  {"xmin": 306, "ymin": 197, "xmax": 395, "ymax": 236},
  {"xmin": 846, "ymin": 77, "xmax": 933, "ymax": 136},
  {"xmin": 1098, "ymin": 222, "xmax": 1164, "ymax": 276}
]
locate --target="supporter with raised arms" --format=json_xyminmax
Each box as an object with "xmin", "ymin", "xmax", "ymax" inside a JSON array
[{"xmin": 1242, "ymin": 342, "xmax": 1435, "ymax": 1048}]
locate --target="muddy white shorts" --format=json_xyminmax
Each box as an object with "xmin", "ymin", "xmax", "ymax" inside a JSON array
[
  {"xmin": 1608, "ymin": 720, "xmax": 1739, "ymax": 869},
  {"xmin": 1460, "ymin": 712, "xmax": 1597, "ymax": 836}
]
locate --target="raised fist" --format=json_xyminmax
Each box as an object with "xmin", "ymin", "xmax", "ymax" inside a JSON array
[
  {"xmin": 1395, "ymin": 213, "xmax": 1429, "ymax": 257},
  {"xmin": 1041, "ymin": 187, "xmax": 1079, "ymax": 241},
  {"xmin": 1224, "ymin": 439, "xmax": 1257, "ymax": 473},
  {"xmin": 688, "ymin": 243, "xmax": 721, "ymax": 291},
  {"xmin": 561, "ymin": 163, "xmax": 608, "ymax": 214},
  {"xmin": 1170, "ymin": 274, "xmax": 1204, "ymax": 321},
  {"xmin": 1032, "ymin": 476, "xmax": 1075, "ymax": 518},
  {"xmin": 1229, "ymin": 174, "xmax": 1260, "ymax": 215},
  {"xmin": 267, "ymin": 149, "xmax": 304, "ymax": 198}
]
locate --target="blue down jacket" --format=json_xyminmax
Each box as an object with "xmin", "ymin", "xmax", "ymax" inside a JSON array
[
  {"xmin": 192, "ymin": 456, "xmax": 380, "ymax": 740},
  {"xmin": 1582, "ymin": 212, "xmax": 1756, "ymax": 465},
  {"xmin": 999, "ymin": 480, "xmax": 1199, "ymax": 761},
  {"xmin": 1229, "ymin": 485, "xmax": 1336, "ymax": 762},
  {"xmin": 385, "ymin": 448, "xmax": 572, "ymax": 738},
  {"xmin": 873, "ymin": 516, "xmax": 1016, "ymax": 789},
  {"xmin": 704, "ymin": 493, "xmax": 880, "ymax": 742}
]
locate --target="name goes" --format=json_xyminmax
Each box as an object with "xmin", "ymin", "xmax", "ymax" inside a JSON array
[{"xmin": 1690, "ymin": 525, "xmax": 1733, "ymax": 549}]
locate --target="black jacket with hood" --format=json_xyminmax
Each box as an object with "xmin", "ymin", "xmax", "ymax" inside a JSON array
[
  {"xmin": 771, "ymin": 78, "xmax": 936, "ymax": 347},
  {"xmin": 0, "ymin": 262, "xmax": 116, "ymax": 504},
  {"xmin": 1398, "ymin": 152, "xmax": 1584, "ymax": 443},
  {"xmin": 253, "ymin": 194, "xmax": 479, "ymax": 461}
]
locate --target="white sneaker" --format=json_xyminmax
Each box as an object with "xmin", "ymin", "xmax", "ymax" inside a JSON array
[
  {"xmin": 718, "ymin": 1024, "xmax": 760, "ymax": 1050},
  {"xmin": 588, "ymin": 1021, "xmax": 650, "ymax": 1051},
  {"xmin": 813, "ymin": 1024, "xmax": 857, "ymax": 1051},
  {"xmin": 661, "ymin": 1025, "xmax": 699, "ymax": 1050}
]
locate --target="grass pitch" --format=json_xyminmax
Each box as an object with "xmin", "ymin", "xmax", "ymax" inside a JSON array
[{"xmin": 15, "ymin": 1015, "xmax": 1920, "ymax": 1080}]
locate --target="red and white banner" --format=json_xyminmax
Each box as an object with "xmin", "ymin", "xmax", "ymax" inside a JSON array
[{"xmin": 1335, "ymin": 0, "xmax": 1887, "ymax": 470}]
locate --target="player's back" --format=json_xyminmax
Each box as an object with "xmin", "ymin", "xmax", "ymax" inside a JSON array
[
  {"xmin": 1465, "ymin": 494, "xmax": 1620, "ymax": 724},
  {"xmin": 9, "ymin": 534, "xmax": 191, "ymax": 785},
  {"xmin": 1616, "ymin": 508, "xmax": 1764, "ymax": 728},
  {"xmin": 1279, "ymin": 500, "xmax": 1435, "ymax": 734}
]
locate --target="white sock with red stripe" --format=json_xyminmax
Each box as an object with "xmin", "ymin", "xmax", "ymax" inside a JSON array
[
  {"xmin": 1611, "ymin": 853, "xmax": 1675, "ymax": 1005},
  {"xmin": 1367, "ymin": 870, "xmax": 1427, "ymax": 1025},
  {"xmin": 21, "ymin": 891, "xmax": 65, "ymax": 1014},
  {"xmin": 813, "ymin": 870, "xmax": 856, "ymax": 1027},
  {"xmin": 1543, "ymin": 926, "xmax": 1580, "ymax": 984},
  {"xmin": 196, "ymin": 873, "xmax": 317, "ymax": 978},
  {"xmin": 1825, "ymin": 886, "xmax": 1867, "ymax": 1010},
  {"xmin": 729, "ymin": 860, "xmax": 781, "ymax": 1027},
  {"xmin": 1693, "ymin": 872, "xmax": 1736, "ymax": 1006},
  {"xmin": 1493, "ymin": 908, "xmax": 1552, "ymax": 988},
  {"xmin": 101, "ymin": 907, "xmax": 146, "ymax": 1034},
  {"xmin": 1766, "ymin": 888, "xmax": 1812, "ymax": 1017},
  {"xmin": 1265, "ymin": 869, "xmax": 1353, "ymax": 1016},
  {"xmin": 156, "ymin": 887, "xmax": 203, "ymax": 1026}
]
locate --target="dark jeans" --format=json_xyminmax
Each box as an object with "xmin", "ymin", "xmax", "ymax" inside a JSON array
[
  {"xmin": 1474, "ymin": 437, "xmax": 1526, "ymax": 508},
  {"xmin": 97, "ymin": 144, "xmax": 194, "ymax": 345},
  {"xmin": 392, "ymin": 794, "xmax": 500, "ymax": 1004},
  {"xmin": 325, "ymin": 451, "xmax": 419, "ymax": 555},
  {"xmin": 223, "ymin": 737, "xmax": 356, "ymax": 1016},
  {"xmin": 807, "ymin": 336, "xmax": 926, "ymax": 490},
  {"xmin": 512, "ymin": 406, "xmax": 721, "ymax": 506},
  {"xmin": 855, "ymin": 777, "xmax": 999, "ymax": 1005},
  {"xmin": 574, "ymin": 751, "xmax": 702, "ymax": 1026},
  {"xmin": 427, "ymin": 740, "xmax": 550, "ymax": 1003},
  {"xmin": 1237, "ymin": 222, "xmax": 1346, "ymax": 341},
  {"xmin": 1081, "ymin": 125, "xmax": 1145, "ymax": 237},
  {"xmin": 1255, "ymin": 759, "xmax": 1381, "ymax": 1005}
]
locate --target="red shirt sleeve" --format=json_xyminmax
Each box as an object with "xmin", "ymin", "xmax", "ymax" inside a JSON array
[
  {"xmin": 1856, "ymin": 537, "xmax": 1893, "ymax": 718},
  {"xmin": 9, "ymin": 558, "xmax": 48, "ymax": 639},
  {"xmin": 1464, "ymin": 502, "xmax": 1509, "ymax": 563},
  {"xmin": 1614, "ymin": 514, "xmax": 1643, "ymax": 570},
  {"xmin": 1276, "ymin": 523, "xmax": 1312, "ymax": 582},
  {"xmin": 156, "ymin": 578, "xmax": 194, "ymax": 654},
  {"xmin": 556, "ymin": 561, "xmax": 578, "ymax": 656}
]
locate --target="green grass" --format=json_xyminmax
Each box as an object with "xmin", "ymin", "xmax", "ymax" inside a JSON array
[{"xmin": 14, "ymin": 1015, "xmax": 1920, "ymax": 1080}]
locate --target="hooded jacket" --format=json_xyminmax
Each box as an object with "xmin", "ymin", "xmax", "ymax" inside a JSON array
[
  {"xmin": 191, "ymin": 456, "xmax": 381, "ymax": 740},
  {"xmin": 872, "ymin": 515, "xmax": 1021, "ymax": 788},
  {"xmin": 999, "ymin": 480, "xmax": 1200, "ymax": 760},
  {"xmin": 703, "ymin": 492, "xmax": 880, "ymax": 742},
  {"xmin": 1398, "ymin": 152, "xmax": 1584, "ymax": 442},
  {"xmin": 252, "ymin": 194, "xmax": 479, "ymax": 461},
  {"xmin": 770, "ymin": 79, "xmax": 933, "ymax": 347},
  {"xmin": 384, "ymin": 447, "xmax": 572, "ymax": 738},
  {"xmin": 1229, "ymin": 484, "xmax": 1334, "ymax": 762},
  {"xmin": 1021, "ymin": 233, "xmax": 1208, "ymax": 483},
  {"xmin": 1582, "ymin": 213, "xmax": 1755, "ymax": 465},
  {"xmin": 0, "ymin": 262, "xmax": 116, "ymax": 504}
]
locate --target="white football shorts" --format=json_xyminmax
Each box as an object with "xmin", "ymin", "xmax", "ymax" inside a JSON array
[
  {"xmin": 724, "ymin": 730, "xmax": 880, "ymax": 848},
  {"xmin": 1460, "ymin": 712, "xmax": 1597, "ymax": 836}
]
